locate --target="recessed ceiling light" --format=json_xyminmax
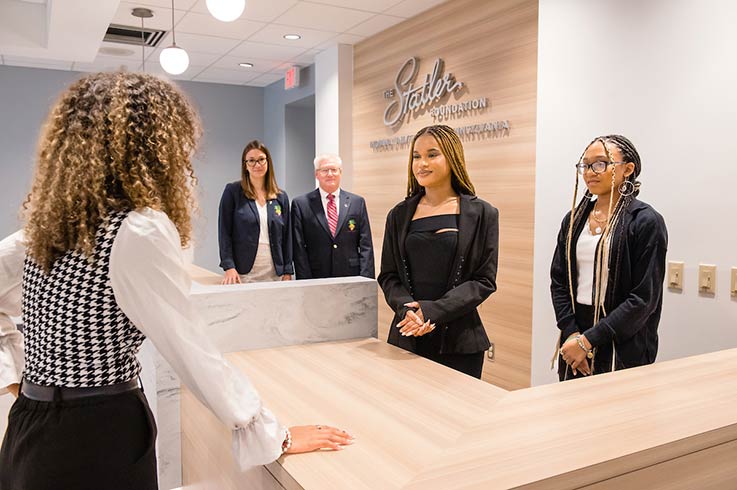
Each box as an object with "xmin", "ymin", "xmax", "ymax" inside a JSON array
[
  {"xmin": 239, "ymin": 62, "xmax": 254, "ymax": 68},
  {"xmin": 283, "ymin": 34, "xmax": 301, "ymax": 40}
]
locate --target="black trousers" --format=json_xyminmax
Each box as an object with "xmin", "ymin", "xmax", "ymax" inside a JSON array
[
  {"xmin": 420, "ymin": 350, "xmax": 485, "ymax": 379},
  {"xmin": 558, "ymin": 302, "xmax": 614, "ymax": 381},
  {"xmin": 0, "ymin": 388, "xmax": 158, "ymax": 490}
]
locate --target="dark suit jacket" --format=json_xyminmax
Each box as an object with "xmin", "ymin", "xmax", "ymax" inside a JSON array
[
  {"xmin": 218, "ymin": 182, "xmax": 294, "ymax": 276},
  {"xmin": 550, "ymin": 198, "xmax": 667, "ymax": 371},
  {"xmin": 378, "ymin": 193, "xmax": 499, "ymax": 355},
  {"xmin": 291, "ymin": 189, "xmax": 375, "ymax": 279}
]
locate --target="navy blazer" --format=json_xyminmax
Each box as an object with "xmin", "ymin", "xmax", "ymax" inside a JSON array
[
  {"xmin": 291, "ymin": 188, "xmax": 375, "ymax": 279},
  {"xmin": 218, "ymin": 182, "xmax": 294, "ymax": 276},
  {"xmin": 378, "ymin": 193, "xmax": 498, "ymax": 355}
]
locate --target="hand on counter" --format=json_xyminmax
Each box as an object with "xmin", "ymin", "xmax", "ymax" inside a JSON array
[
  {"xmin": 561, "ymin": 337, "xmax": 591, "ymax": 376},
  {"xmin": 222, "ymin": 268, "xmax": 241, "ymax": 285},
  {"xmin": 281, "ymin": 274, "xmax": 293, "ymax": 281},
  {"xmin": 398, "ymin": 302, "xmax": 435, "ymax": 337},
  {"xmin": 286, "ymin": 425, "xmax": 355, "ymax": 453},
  {"xmin": 5, "ymin": 383, "xmax": 19, "ymax": 399}
]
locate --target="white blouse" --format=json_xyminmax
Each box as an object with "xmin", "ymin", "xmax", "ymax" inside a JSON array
[
  {"xmin": 576, "ymin": 224, "xmax": 609, "ymax": 306},
  {"xmin": 0, "ymin": 208, "xmax": 285, "ymax": 469}
]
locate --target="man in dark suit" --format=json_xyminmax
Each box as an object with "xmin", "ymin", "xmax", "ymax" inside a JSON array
[{"xmin": 291, "ymin": 154, "xmax": 375, "ymax": 279}]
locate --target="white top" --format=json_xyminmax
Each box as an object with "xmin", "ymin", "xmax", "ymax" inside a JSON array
[
  {"xmin": 319, "ymin": 187, "xmax": 341, "ymax": 219},
  {"xmin": 0, "ymin": 208, "xmax": 285, "ymax": 469},
  {"xmin": 576, "ymin": 224, "xmax": 609, "ymax": 306},
  {"xmin": 257, "ymin": 201, "xmax": 270, "ymax": 245}
]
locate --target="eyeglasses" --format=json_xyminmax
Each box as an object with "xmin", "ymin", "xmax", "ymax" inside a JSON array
[
  {"xmin": 316, "ymin": 168, "xmax": 341, "ymax": 176},
  {"xmin": 245, "ymin": 156, "xmax": 268, "ymax": 167},
  {"xmin": 576, "ymin": 161, "xmax": 625, "ymax": 175}
]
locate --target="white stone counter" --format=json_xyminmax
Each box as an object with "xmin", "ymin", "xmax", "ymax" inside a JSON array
[{"xmin": 153, "ymin": 272, "xmax": 378, "ymax": 489}]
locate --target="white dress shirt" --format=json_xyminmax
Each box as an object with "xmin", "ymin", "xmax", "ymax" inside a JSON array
[
  {"xmin": 0, "ymin": 208, "xmax": 285, "ymax": 469},
  {"xmin": 319, "ymin": 187, "xmax": 341, "ymax": 219}
]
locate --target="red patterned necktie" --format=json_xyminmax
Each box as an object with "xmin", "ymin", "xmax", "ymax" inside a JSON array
[{"xmin": 327, "ymin": 193, "xmax": 338, "ymax": 237}]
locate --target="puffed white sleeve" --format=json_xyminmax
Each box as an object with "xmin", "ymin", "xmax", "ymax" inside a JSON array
[
  {"xmin": 109, "ymin": 208, "xmax": 286, "ymax": 469},
  {"xmin": 0, "ymin": 231, "xmax": 25, "ymax": 396}
]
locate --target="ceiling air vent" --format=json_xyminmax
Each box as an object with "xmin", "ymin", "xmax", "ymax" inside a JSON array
[{"xmin": 103, "ymin": 24, "xmax": 167, "ymax": 48}]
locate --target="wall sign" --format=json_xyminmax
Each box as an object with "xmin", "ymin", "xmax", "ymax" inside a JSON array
[
  {"xmin": 371, "ymin": 56, "xmax": 510, "ymax": 151},
  {"xmin": 383, "ymin": 57, "xmax": 464, "ymax": 128}
]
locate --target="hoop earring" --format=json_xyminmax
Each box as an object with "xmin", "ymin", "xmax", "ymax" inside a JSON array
[{"xmin": 619, "ymin": 180, "xmax": 635, "ymax": 197}]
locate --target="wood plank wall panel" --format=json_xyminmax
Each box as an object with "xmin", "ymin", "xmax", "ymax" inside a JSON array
[{"xmin": 353, "ymin": 0, "xmax": 538, "ymax": 389}]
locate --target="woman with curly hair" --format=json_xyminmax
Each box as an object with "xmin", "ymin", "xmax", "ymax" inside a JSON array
[{"xmin": 0, "ymin": 72, "xmax": 352, "ymax": 490}]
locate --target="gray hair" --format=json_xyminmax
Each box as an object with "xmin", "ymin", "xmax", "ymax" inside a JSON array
[{"xmin": 313, "ymin": 153, "xmax": 343, "ymax": 169}]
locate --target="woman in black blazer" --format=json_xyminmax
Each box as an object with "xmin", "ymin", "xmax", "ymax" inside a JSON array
[
  {"xmin": 551, "ymin": 135, "xmax": 667, "ymax": 381},
  {"xmin": 378, "ymin": 125, "xmax": 499, "ymax": 379},
  {"xmin": 218, "ymin": 140, "xmax": 293, "ymax": 284}
]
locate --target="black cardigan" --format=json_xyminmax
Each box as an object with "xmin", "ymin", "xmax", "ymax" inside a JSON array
[
  {"xmin": 550, "ymin": 198, "xmax": 668, "ymax": 369},
  {"xmin": 378, "ymin": 193, "xmax": 499, "ymax": 355}
]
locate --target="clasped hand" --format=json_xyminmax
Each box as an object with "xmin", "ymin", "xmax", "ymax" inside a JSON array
[
  {"xmin": 560, "ymin": 335, "xmax": 591, "ymax": 376},
  {"xmin": 396, "ymin": 302, "xmax": 435, "ymax": 337}
]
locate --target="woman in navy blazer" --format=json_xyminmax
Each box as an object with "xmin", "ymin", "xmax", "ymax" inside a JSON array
[{"xmin": 218, "ymin": 140, "xmax": 293, "ymax": 283}]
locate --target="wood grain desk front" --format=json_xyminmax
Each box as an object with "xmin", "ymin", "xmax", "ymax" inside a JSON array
[{"xmin": 182, "ymin": 339, "xmax": 737, "ymax": 490}]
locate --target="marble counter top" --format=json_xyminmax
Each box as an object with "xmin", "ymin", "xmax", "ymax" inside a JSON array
[{"xmin": 153, "ymin": 265, "xmax": 378, "ymax": 489}]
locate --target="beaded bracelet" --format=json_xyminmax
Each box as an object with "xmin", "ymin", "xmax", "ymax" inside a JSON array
[
  {"xmin": 281, "ymin": 428, "xmax": 292, "ymax": 454},
  {"xmin": 575, "ymin": 335, "xmax": 594, "ymax": 359}
]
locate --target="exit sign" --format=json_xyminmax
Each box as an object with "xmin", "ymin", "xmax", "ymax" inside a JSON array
[{"xmin": 284, "ymin": 66, "xmax": 300, "ymax": 90}]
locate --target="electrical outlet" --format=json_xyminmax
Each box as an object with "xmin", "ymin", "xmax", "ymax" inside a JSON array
[
  {"xmin": 698, "ymin": 264, "xmax": 717, "ymax": 295},
  {"xmin": 487, "ymin": 343, "xmax": 495, "ymax": 361},
  {"xmin": 668, "ymin": 261, "xmax": 684, "ymax": 290},
  {"xmin": 731, "ymin": 267, "xmax": 737, "ymax": 297}
]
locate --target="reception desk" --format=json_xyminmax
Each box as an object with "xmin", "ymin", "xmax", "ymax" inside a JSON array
[
  {"xmin": 150, "ymin": 265, "xmax": 378, "ymax": 489},
  {"xmin": 182, "ymin": 339, "xmax": 737, "ymax": 490}
]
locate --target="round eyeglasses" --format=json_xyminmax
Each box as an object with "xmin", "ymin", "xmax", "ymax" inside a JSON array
[{"xmin": 245, "ymin": 156, "xmax": 268, "ymax": 168}]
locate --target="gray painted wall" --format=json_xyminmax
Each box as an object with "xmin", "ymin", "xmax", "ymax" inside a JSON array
[
  {"xmin": 0, "ymin": 65, "xmax": 264, "ymax": 273},
  {"xmin": 175, "ymin": 80, "xmax": 263, "ymax": 271},
  {"xmin": 263, "ymin": 65, "xmax": 315, "ymax": 197},
  {"xmin": 0, "ymin": 66, "xmax": 80, "ymax": 237},
  {"xmin": 284, "ymin": 96, "xmax": 316, "ymax": 198}
]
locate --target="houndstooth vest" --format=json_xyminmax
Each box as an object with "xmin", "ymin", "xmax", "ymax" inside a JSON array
[{"xmin": 21, "ymin": 211, "xmax": 146, "ymax": 387}]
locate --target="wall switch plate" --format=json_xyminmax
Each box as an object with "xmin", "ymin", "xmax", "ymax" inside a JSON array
[
  {"xmin": 668, "ymin": 261, "xmax": 684, "ymax": 290},
  {"xmin": 487, "ymin": 343, "xmax": 495, "ymax": 361},
  {"xmin": 698, "ymin": 264, "xmax": 717, "ymax": 295},
  {"xmin": 731, "ymin": 267, "xmax": 737, "ymax": 297}
]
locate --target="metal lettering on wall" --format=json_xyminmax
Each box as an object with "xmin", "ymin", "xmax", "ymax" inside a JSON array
[
  {"xmin": 373, "ymin": 56, "xmax": 510, "ymax": 151},
  {"xmin": 382, "ymin": 57, "xmax": 465, "ymax": 128}
]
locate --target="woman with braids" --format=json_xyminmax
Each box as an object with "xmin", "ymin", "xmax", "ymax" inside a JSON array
[
  {"xmin": 0, "ymin": 72, "xmax": 352, "ymax": 490},
  {"xmin": 378, "ymin": 125, "xmax": 499, "ymax": 379},
  {"xmin": 550, "ymin": 135, "xmax": 668, "ymax": 381}
]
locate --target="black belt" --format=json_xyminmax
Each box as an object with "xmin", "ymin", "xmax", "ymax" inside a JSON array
[{"xmin": 21, "ymin": 378, "xmax": 140, "ymax": 402}]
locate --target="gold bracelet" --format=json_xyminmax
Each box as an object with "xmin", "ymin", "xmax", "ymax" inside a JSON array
[{"xmin": 575, "ymin": 335, "xmax": 594, "ymax": 359}]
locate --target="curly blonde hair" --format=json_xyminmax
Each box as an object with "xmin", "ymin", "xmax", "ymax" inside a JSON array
[{"xmin": 23, "ymin": 72, "xmax": 201, "ymax": 271}]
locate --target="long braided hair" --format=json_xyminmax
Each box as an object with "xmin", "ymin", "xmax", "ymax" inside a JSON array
[{"xmin": 562, "ymin": 134, "xmax": 642, "ymax": 372}]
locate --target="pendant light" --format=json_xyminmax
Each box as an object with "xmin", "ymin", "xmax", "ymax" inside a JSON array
[
  {"xmin": 131, "ymin": 8, "xmax": 153, "ymax": 72},
  {"xmin": 206, "ymin": 0, "xmax": 245, "ymax": 22},
  {"xmin": 159, "ymin": 0, "xmax": 189, "ymax": 75}
]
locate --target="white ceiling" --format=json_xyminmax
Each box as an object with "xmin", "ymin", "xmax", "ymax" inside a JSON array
[{"xmin": 0, "ymin": 0, "xmax": 448, "ymax": 87}]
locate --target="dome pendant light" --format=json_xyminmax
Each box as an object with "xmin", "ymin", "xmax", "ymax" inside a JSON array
[
  {"xmin": 206, "ymin": 0, "xmax": 245, "ymax": 22},
  {"xmin": 160, "ymin": 0, "xmax": 190, "ymax": 75}
]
